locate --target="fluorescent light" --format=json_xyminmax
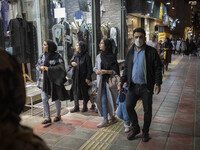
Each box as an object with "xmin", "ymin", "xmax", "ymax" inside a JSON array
[
  {"xmin": 147, "ymin": 1, "xmax": 151, "ymax": 3},
  {"xmin": 166, "ymin": 2, "xmax": 170, "ymax": 5}
]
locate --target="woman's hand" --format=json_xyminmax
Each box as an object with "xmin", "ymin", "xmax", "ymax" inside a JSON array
[
  {"xmin": 100, "ymin": 70, "xmax": 108, "ymax": 75},
  {"xmin": 96, "ymin": 70, "xmax": 101, "ymax": 75},
  {"xmin": 40, "ymin": 66, "xmax": 45, "ymax": 71},
  {"xmin": 85, "ymin": 79, "xmax": 90, "ymax": 84},
  {"xmin": 71, "ymin": 62, "xmax": 78, "ymax": 67}
]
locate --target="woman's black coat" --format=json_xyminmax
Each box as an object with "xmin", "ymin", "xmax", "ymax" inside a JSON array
[{"xmin": 69, "ymin": 52, "xmax": 93, "ymax": 101}]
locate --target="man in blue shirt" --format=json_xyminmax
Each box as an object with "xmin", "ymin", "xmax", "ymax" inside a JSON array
[{"xmin": 118, "ymin": 28, "xmax": 162, "ymax": 142}]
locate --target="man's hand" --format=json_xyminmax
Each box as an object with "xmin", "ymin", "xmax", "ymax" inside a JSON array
[
  {"xmin": 117, "ymin": 82, "xmax": 123, "ymax": 91},
  {"xmin": 154, "ymin": 85, "xmax": 161, "ymax": 95},
  {"xmin": 40, "ymin": 66, "xmax": 46, "ymax": 71},
  {"xmin": 101, "ymin": 70, "xmax": 108, "ymax": 75}
]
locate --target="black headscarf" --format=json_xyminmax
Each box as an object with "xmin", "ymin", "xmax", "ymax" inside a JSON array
[
  {"xmin": 77, "ymin": 41, "xmax": 88, "ymax": 57},
  {"xmin": 100, "ymin": 38, "xmax": 119, "ymax": 82}
]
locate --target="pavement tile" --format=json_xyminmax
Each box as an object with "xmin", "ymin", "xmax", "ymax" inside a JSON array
[
  {"xmin": 81, "ymin": 121, "xmax": 99, "ymax": 130},
  {"xmin": 150, "ymin": 122, "xmax": 171, "ymax": 132},
  {"xmin": 168, "ymin": 133, "xmax": 194, "ymax": 145},
  {"xmin": 165, "ymin": 142, "xmax": 193, "ymax": 150},
  {"xmin": 161, "ymin": 102, "xmax": 178, "ymax": 108},
  {"xmin": 175, "ymin": 113, "xmax": 194, "ymax": 121},
  {"xmin": 152, "ymin": 116, "xmax": 173, "ymax": 124},
  {"xmin": 33, "ymin": 123, "xmax": 58, "ymax": 132},
  {"xmin": 67, "ymin": 128, "xmax": 96, "ymax": 140},
  {"xmin": 152, "ymin": 105, "xmax": 160, "ymax": 111},
  {"xmin": 173, "ymin": 119, "xmax": 194, "ymax": 128},
  {"xmin": 41, "ymin": 133, "xmax": 64, "ymax": 144},
  {"xmin": 167, "ymin": 92, "xmax": 181, "ymax": 96},
  {"xmin": 178, "ymin": 103, "xmax": 195, "ymax": 110},
  {"xmin": 176, "ymin": 108, "xmax": 195, "ymax": 114},
  {"xmin": 107, "ymin": 144, "xmax": 137, "ymax": 150},
  {"xmin": 49, "ymin": 125, "xmax": 75, "ymax": 135},
  {"xmin": 55, "ymin": 136, "xmax": 86, "ymax": 149},
  {"xmin": 33, "ymin": 129, "xmax": 46, "ymax": 136},
  {"xmin": 137, "ymin": 139, "xmax": 166, "ymax": 150},
  {"xmin": 171, "ymin": 125, "xmax": 194, "ymax": 136},
  {"xmin": 59, "ymin": 118, "xmax": 86, "ymax": 127},
  {"xmin": 156, "ymin": 111, "xmax": 175, "ymax": 118}
]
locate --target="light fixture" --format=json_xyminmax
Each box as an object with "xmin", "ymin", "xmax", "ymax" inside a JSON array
[
  {"xmin": 172, "ymin": 6, "xmax": 175, "ymax": 9},
  {"xmin": 166, "ymin": 2, "xmax": 170, "ymax": 5}
]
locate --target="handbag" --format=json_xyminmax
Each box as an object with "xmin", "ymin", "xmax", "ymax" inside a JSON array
[
  {"xmin": 108, "ymin": 75, "xmax": 120, "ymax": 88},
  {"xmin": 66, "ymin": 65, "xmax": 74, "ymax": 79}
]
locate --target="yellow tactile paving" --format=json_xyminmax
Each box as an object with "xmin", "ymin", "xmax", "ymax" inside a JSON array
[{"xmin": 79, "ymin": 56, "xmax": 183, "ymax": 150}]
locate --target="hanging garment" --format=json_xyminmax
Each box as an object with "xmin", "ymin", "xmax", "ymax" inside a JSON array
[
  {"xmin": 110, "ymin": 27, "xmax": 118, "ymax": 46},
  {"xmin": 0, "ymin": 18, "xmax": 5, "ymax": 49},
  {"xmin": 7, "ymin": 18, "xmax": 30, "ymax": 63},
  {"xmin": 1, "ymin": 0, "xmax": 9, "ymax": 36}
]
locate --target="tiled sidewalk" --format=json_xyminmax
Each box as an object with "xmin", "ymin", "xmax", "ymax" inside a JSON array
[{"xmin": 21, "ymin": 55, "xmax": 200, "ymax": 150}]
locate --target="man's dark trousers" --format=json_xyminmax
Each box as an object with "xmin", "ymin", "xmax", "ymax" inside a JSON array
[{"xmin": 126, "ymin": 82, "xmax": 153, "ymax": 133}]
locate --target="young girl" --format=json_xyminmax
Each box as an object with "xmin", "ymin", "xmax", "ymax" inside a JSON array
[{"xmin": 116, "ymin": 83, "xmax": 131, "ymax": 132}]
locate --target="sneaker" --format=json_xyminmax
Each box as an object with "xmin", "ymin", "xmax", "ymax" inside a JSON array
[
  {"xmin": 109, "ymin": 116, "xmax": 118, "ymax": 125},
  {"xmin": 90, "ymin": 104, "xmax": 96, "ymax": 110},
  {"xmin": 124, "ymin": 123, "xmax": 131, "ymax": 133},
  {"xmin": 97, "ymin": 120, "xmax": 109, "ymax": 128}
]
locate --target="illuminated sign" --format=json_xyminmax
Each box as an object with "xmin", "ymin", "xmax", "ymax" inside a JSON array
[{"xmin": 189, "ymin": 1, "xmax": 197, "ymax": 5}]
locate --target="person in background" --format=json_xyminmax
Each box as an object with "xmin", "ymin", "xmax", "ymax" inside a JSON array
[
  {"xmin": 36, "ymin": 40, "xmax": 69, "ymax": 124},
  {"xmin": 0, "ymin": 50, "xmax": 49, "ymax": 150},
  {"xmin": 118, "ymin": 28, "xmax": 162, "ymax": 142},
  {"xmin": 163, "ymin": 37, "xmax": 172, "ymax": 71},
  {"xmin": 176, "ymin": 38, "xmax": 182, "ymax": 55},
  {"xmin": 94, "ymin": 38, "xmax": 119, "ymax": 128},
  {"xmin": 69, "ymin": 41, "xmax": 93, "ymax": 113},
  {"xmin": 147, "ymin": 34, "xmax": 160, "ymax": 55},
  {"xmin": 171, "ymin": 38, "xmax": 176, "ymax": 55}
]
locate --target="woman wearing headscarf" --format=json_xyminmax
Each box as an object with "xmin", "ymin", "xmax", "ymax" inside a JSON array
[
  {"xmin": 69, "ymin": 41, "xmax": 93, "ymax": 113},
  {"xmin": 94, "ymin": 38, "xmax": 119, "ymax": 128},
  {"xmin": 0, "ymin": 50, "xmax": 49, "ymax": 150},
  {"xmin": 36, "ymin": 40, "xmax": 69, "ymax": 124},
  {"xmin": 163, "ymin": 37, "xmax": 172, "ymax": 71}
]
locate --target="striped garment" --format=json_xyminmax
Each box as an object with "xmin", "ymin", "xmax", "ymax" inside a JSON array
[{"xmin": 36, "ymin": 53, "xmax": 63, "ymax": 89}]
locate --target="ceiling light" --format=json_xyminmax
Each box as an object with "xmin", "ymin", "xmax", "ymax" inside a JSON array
[
  {"xmin": 147, "ymin": 1, "xmax": 151, "ymax": 3},
  {"xmin": 166, "ymin": 2, "xmax": 170, "ymax": 5},
  {"xmin": 172, "ymin": 6, "xmax": 175, "ymax": 9}
]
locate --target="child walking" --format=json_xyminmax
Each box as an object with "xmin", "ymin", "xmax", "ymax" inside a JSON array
[{"xmin": 116, "ymin": 83, "xmax": 131, "ymax": 132}]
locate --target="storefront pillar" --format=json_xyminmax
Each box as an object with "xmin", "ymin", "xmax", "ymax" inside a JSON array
[
  {"xmin": 120, "ymin": 0, "xmax": 126, "ymax": 60},
  {"xmin": 91, "ymin": 0, "xmax": 101, "ymax": 66}
]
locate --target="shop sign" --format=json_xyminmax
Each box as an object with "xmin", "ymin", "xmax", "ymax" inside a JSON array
[{"xmin": 158, "ymin": 32, "xmax": 170, "ymax": 43}]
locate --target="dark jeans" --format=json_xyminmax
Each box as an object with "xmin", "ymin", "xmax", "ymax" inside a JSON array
[{"xmin": 126, "ymin": 83, "xmax": 153, "ymax": 133}]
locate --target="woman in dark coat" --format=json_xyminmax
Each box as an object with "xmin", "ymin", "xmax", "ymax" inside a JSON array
[
  {"xmin": 163, "ymin": 37, "xmax": 172, "ymax": 71},
  {"xmin": 36, "ymin": 40, "xmax": 69, "ymax": 124},
  {"xmin": 70, "ymin": 41, "xmax": 93, "ymax": 113}
]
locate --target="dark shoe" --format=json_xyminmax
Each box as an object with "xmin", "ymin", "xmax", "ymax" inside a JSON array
[
  {"xmin": 81, "ymin": 102, "xmax": 88, "ymax": 112},
  {"xmin": 54, "ymin": 116, "xmax": 61, "ymax": 122},
  {"xmin": 70, "ymin": 106, "xmax": 79, "ymax": 113},
  {"xmin": 42, "ymin": 119, "xmax": 52, "ymax": 124},
  {"xmin": 90, "ymin": 104, "xmax": 96, "ymax": 110},
  {"xmin": 109, "ymin": 116, "xmax": 118, "ymax": 125},
  {"xmin": 142, "ymin": 133, "xmax": 150, "ymax": 142},
  {"xmin": 81, "ymin": 106, "xmax": 88, "ymax": 112},
  {"xmin": 127, "ymin": 125, "xmax": 140, "ymax": 140}
]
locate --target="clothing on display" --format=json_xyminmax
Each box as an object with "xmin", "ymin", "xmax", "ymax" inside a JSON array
[
  {"xmin": 7, "ymin": 18, "xmax": 30, "ymax": 63},
  {"xmin": 0, "ymin": 18, "xmax": 4, "ymax": 49},
  {"xmin": 0, "ymin": 0, "xmax": 8, "ymax": 36}
]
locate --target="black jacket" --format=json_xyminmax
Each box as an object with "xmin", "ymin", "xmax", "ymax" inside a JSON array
[
  {"xmin": 48, "ymin": 63, "xmax": 69, "ymax": 101},
  {"xmin": 121, "ymin": 44, "xmax": 162, "ymax": 93},
  {"xmin": 70, "ymin": 52, "xmax": 93, "ymax": 101}
]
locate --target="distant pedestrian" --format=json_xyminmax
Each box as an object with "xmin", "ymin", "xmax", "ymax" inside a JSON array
[{"xmin": 94, "ymin": 38, "xmax": 119, "ymax": 128}]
